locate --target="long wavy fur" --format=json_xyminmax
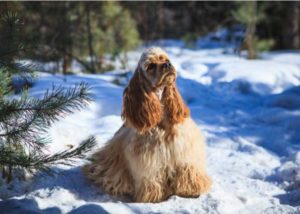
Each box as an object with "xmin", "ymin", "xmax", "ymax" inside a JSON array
[
  {"xmin": 162, "ymin": 83, "xmax": 190, "ymax": 124},
  {"xmin": 83, "ymin": 47, "xmax": 211, "ymax": 203},
  {"xmin": 122, "ymin": 69, "xmax": 162, "ymax": 133}
]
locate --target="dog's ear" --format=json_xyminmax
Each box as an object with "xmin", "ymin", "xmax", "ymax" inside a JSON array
[
  {"xmin": 162, "ymin": 83, "xmax": 190, "ymax": 125},
  {"xmin": 122, "ymin": 69, "xmax": 162, "ymax": 133}
]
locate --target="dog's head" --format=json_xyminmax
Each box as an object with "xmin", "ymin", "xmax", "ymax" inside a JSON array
[
  {"xmin": 122, "ymin": 47, "xmax": 189, "ymax": 133},
  {"xmin": 138, "ymin": 47, "xmax": 176, "ymax": 89}
]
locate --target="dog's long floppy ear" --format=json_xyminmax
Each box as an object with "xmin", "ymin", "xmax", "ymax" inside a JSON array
[
  {"xmin": 162, "ymin": 83, "xmax": 190, "ymax": 125},
  {"xmin": 121, "ymin": 69, "xmax": 162, "ymax": 133}
]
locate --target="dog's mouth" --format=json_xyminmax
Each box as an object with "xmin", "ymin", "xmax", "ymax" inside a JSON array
[
  {"xmin": 154, "ymin": 66, "xmax": 176, "ymax": 88},
  {"xmin": 162, "ymin": 67, "xmax": 176, "ymax": 83},
  {"xmin": 164, "ymin": 72, "xmax": 176, "ymax": 84},
  {"xmin": 156, "ymin": 71, "xmax": 175, "ymax": 87}
]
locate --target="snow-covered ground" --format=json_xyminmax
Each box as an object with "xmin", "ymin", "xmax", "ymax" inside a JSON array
[{"xmin": 1, "ymin": 46, "xmax": 300, "ymax": 214}]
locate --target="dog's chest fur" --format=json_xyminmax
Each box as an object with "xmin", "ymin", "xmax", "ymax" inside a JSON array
[
  {"xmin": 155, "ymin": 87, "xmax": 164, "ymax": 100},
  {"xmin": 123, "ymin": 117, "xmax": 204, "ymax": 179}
]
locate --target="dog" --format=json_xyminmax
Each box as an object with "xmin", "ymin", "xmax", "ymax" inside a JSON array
[{"xmin": 83, "ymin": 47, "xmax": 211, "ymax": 202}]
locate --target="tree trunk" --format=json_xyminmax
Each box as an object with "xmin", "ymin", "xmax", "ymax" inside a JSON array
[
  {"xmin": 61, "ymin": 2, "xmax": 71, "ymax": 75},
  {"xmin": 245, "ymin": 1, "xmax": 257, "ymax": 59},
  {"xmin": 283, "ymin": 2, "xmax": 300, "ymax": 49},
  {"xmin": 86, "ymin": 4, "xmax": 96, "ymax": 73},
  {"xmin": 62, "ymin": 53, "xmax": 69, "ymax": 75},
  {"xmin": 157, "ymin": 1, "xmax": 164, "ymax": 39},
  {"xmin": 291, "ymin": 2, "xmax": 299, "ymax": 49},
  {"xmin": 245, "ymin": 21, "xmax": 256, "ymax": 59}
]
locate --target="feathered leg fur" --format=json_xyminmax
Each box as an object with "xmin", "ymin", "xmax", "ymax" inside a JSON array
[
  {"xmin": 134, "ymin": 180, "xmax": 167, "ymax": 203},
  {"xmin": 82, "ymin": 129, "xmax": 134, "ymax": 196},
  {"xmin": 173, "ymin": 165, "xmax": 212, "ymax": 198}
]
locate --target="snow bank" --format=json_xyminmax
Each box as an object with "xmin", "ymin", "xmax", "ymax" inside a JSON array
[
  {"xmin": 261, "ymin": 51, "xmax": 300, "ymax": 67},
  {"xmin": 2, "ymin": 46, "xmax": 300, "ymax": 213},
  {"xmin": 210, "ymin": 60, "xmax": 300, "ymax": 94}
]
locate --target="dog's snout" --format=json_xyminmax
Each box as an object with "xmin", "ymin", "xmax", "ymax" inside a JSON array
[{"xmin": 163, "ymin": 62, "xmax": 172, "ymax": 69}]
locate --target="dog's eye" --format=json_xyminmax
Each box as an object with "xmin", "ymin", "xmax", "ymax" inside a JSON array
[{"xmin": 148, "ymin": 63, "xmax": 156, "ymax": 70}]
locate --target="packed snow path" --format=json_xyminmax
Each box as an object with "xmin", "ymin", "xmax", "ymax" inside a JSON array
[{"xmin": 1, "ymin": 48, "xmax": 300, "ymax": 214}]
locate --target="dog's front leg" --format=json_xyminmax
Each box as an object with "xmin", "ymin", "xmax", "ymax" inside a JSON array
[
  {"xmin": 134, "ymin": 179, "xmax": 167, "ymax": 203},
  {"xmin": 173, "ymin": 165, "xmax": 212, "ymax": 198}
]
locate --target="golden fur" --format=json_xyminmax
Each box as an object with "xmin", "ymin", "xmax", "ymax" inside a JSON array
[{"xmin": 83, "ymin": 47, "xmax": 212, "ymax": 202}]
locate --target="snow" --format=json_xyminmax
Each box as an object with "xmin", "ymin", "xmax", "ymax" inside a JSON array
[
  {"xmin": 210, "ymin": 60, "xmax": 300, "ymax": 94},
  {"xmin": 261, "ymin": 51, "xmax": 300, "ymax": 67},
  {"xmin": 1, "ymin": 45, "xmax": 300, "ymax": 213},
  {"xmin": 195, "ymin": 27, "xmax": 244, "ymax": 51}
]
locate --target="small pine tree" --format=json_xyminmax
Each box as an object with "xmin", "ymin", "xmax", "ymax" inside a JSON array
[
  {"xmin": 232, "ymin": 1, "xmax": 266, "ymax": 59},
  {"xmin": 0, "ymin": 12, "xmax": 95, "ymax": 183},
  {"xmin": 66, "ymin": 2, "xmax": 140, "ymax": 72},
  {"xmin": 99, "ymin": 2, "xmax": 140, "ymax": 69}
]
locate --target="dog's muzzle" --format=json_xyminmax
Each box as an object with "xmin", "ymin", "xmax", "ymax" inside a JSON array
[{"xmin": 162, "ymin": 61, "xmax": 172, "ymax": 69}]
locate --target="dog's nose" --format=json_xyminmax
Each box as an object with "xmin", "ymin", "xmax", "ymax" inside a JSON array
[{"xmin": 163, "ymin": 62, "xmax": 171, "ymax": 69}]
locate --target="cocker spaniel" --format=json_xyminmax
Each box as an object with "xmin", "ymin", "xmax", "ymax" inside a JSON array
[{"xmin": 83, "ymin": 47, "xmax": 211, "ymax": 203}]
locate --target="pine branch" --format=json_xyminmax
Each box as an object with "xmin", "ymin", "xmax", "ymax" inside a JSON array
[
  {"xmin": 0, "ymin": 12, "xmax": 97, "ymax": 182},
  {"xmin": 0, "ymin": 82, "xmax": 93, "ymax": 141},
  {"xmin": 0, "ymin": 136, "xmax": 96, "ymax": 170},
  {"xmin": 35, "ymin": 136, "xmax": 96, "ymax": 167},
  {"xmin": 0, "ymin": 12, "xmax": 34, "ymax": 76},
  {"xmin": 0, "ymin": 69, "xmax": 11, "ymax": 97},
  {"xmin": 0, "ymin": 61, "xmax": 34, "ymax": 76}
]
